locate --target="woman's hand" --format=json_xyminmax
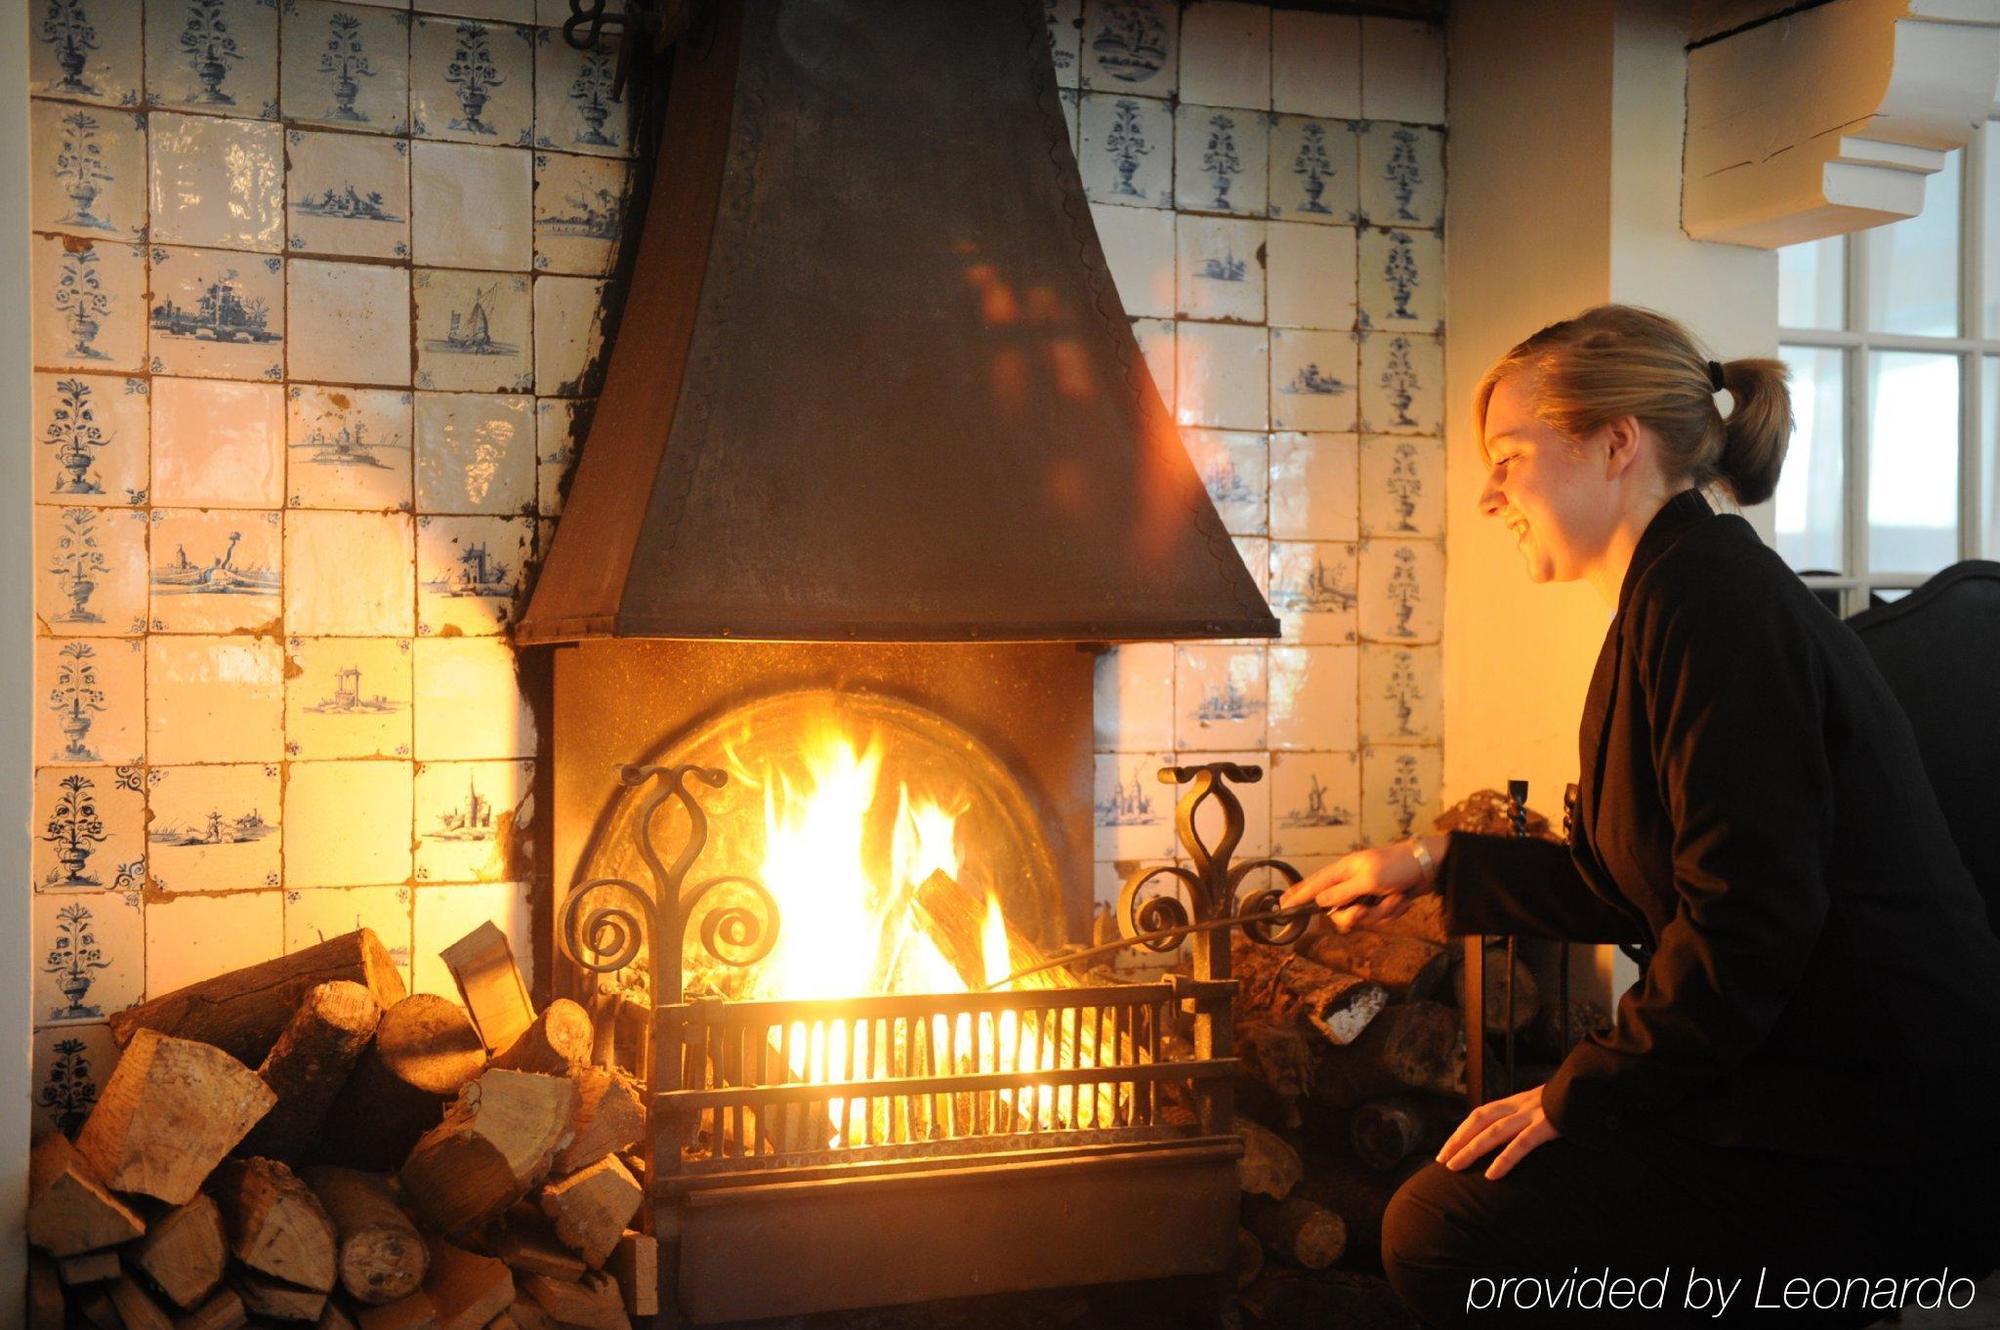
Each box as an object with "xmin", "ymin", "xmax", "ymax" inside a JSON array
[
  {"xmin": 1436, "ymin": 1083, "xmax": 1561, "ymax": 1180},
  {"xmin": 1278, "ymin": 835, "xmax": 1444, "ymax": 933}
]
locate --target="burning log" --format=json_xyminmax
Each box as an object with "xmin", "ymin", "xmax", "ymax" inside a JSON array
[
  {"xmin": 1298, "ymin": 927, "xmax": 1450, "ymax": 1003},
  {"xmin": 211, "ymin": 1157, "xmax": 339, "ymax": 1294},
  {"xmin": 26, "ymin": 1132, "xmax": 145, "ymax": 1257},
  {"xmin": 1311, "ymin": 1002, "xmax": 1465, "ymax": 1110},
  {"xmin": 1230, "ymin": 937, "xmax": 1388, "ymax": 1046},
  {"xmin": 401, "ymin": 1069, "xmax": 577, "ymax": 1240},
  {"xmin": 131, "ymin": 1193, "xmax": 227, "ymax": 1310},
  {"xmin": 301, "ymin": 1166, "xmax": 428, "ymax": 1306},
  {"xmin": 492, "ymin": 1000, "xmax": 594, "ymax": 1077},
  {"xmin": 910, "ymin": 869, "xmax": 1081, "ymax": 990},
  {"xmin": 552, "ymin": 1069, "xmax": 645, "ymax": 1177},
  {"xmin": 1243, "ymin": 1195, "xmax": 1347, "ymax": 1270},
  {"xmin": 1351, "ymin": 1095, "xmax": 1464, "ymax": 1173},
  {"xmin": 320, "ymin": 994, "xmax": 488, "ymax": 1171},
  {"xmin": 1236, "ymin": 1116, "xmax": 1303, "ymax": 1200},
  {"xmin": 75, "ymin": 1029, "xmax": 276, "ymax": 1205},
  {"xmin": 242, "ymin": 980, "xmax": 384, "ymax": 1161},
  {"xmin": 440, "ymin": 922, "xmax": 536, "ymax": 1055},
  {"xmin": 537, "ymin": 1156, "xmax": 642, "ymax": 1269}
]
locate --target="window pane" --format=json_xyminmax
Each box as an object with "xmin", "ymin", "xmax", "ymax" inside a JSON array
[
  {"xmin": 1985, "ymin": 357, "xmax": 1999, "ymax": 558},
  {"xmin": 1867, "ymin": 351, "xmax": 1960, "ymax": 574},
  {"xmin": 1778, "ymin": 236, "xmax": 1845, "ymax": 330},
  {"xmin": 1775, "ymin": 345, "xmax": 1845, "ymax": 573},
  {"xmin": 1864, "ymin": 149, "xmax": 1960, "ymax": 337},
  {"xmin": 1984, "ymin": 128, "xmax": 2000, "ymax": 336}
]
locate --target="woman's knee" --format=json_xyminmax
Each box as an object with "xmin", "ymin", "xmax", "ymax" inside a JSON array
[{"xmin": 1380, "ymin": 1161, "xmax": 1491, "ymax": 1324}]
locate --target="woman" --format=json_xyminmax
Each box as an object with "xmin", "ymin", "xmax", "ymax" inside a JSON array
[{"xmin": 1281, "ymin": 306, "xmax": 2000, "ymax": 1326}]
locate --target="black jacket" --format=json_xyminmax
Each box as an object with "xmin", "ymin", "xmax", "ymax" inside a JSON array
[{"xmin": 1438, "ymin": 488, "xmax": 2000, "ymax": 1162}]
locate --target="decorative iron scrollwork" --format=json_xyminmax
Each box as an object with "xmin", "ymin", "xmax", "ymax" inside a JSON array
[{"xmin": 1118, "ymin": 763, "xmax": 1311, "ymax": 952}]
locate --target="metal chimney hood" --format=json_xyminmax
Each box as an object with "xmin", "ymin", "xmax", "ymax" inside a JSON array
[{"xmin": 515, "ymin": 0, "xmax": 1278, "ymax": 645}]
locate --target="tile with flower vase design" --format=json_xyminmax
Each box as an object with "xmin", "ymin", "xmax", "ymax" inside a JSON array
[
  {"xmin": 146, "ymin": 763, "xmax": 282, "ymax": 893},
  {"xmin": 31, "ymin": 0, "xmax": 143, "ymax": 108},
  {"xmin": 1357, "ymin": 226, "xmax": 1442, "ymax": 334},
  {"xmin": 288, "ymin": 385, "xmax": 414, "ymax": 511},
  {"xmin": 33, "ymin": 765, "xmax": 145, "ymax": 895},
  {"xmin": 534, "ymin": 30, "xmax": 633, "ymax": 158},
  {"xmin": 36, "ymin": 506, "xmax": 148, "ymax": 638},
  {"xmin": 30, "ymin": 100, "xmax": 147, "ymax": 243},
  {"xmin": 144, "ymin": 0, "xmax": 279, "ymax": 118},
  {"xmin": 33, "ymin": 372, "xmax": 148, "ymax": 505},
  {"xmin": 1360, "ymin": 743, "xmax": 1442, "ymax": 846},
  {"xmin": 1079, "ymin": 92, "xmax": 1173, "ymax": 210},
  {"xmin": 280, "ymin": 0, "xmax": 410, "ymax": 135},
  {"xmin": 1357, "ymin": 537, "xmax": 1441, "ymax": 645},
  {"xmin": 1358, "ymin": 331, "xmax": 1442, "ymax": 437},
  {"xmin": 1358, "ymin": 643, "xmax": 1441, "ymax": 748},
  {"xmin": 35, "ymin": 236, "xmax": 147, "ymax": 373},
  {"xmin": 36, "ymin": 893, "xmax": 144, "ymax": 1028},
  {"xmin": 1175, "ymin": 104, "xmax": 1267, "ymax": 218},
  {"xmin": 1358, "ymin": 433, "xmax": 1443, "ymax": 540},
  {"xmin": 146, "ymin": 635, "xmax": 286, "ymax": 764},
  {"xmin": 35, "ymin": 637, "xmax": 145, "ymax": 769},
  {"xmin": 1357, "ymin": 122, "xmax": 1443, "ymax": 230},
  {"xmin": 31, "ymin": 1022, "xmax": 122, "ymax": 1140},
  {"xmin": 410, "ymin": 15, "xmax": 534, "ymax": 147},
  {"xmin": 1267, "ymin": 115, "xmax": 1357, "ymax": 224},
  {"xmin": 285, "ymin": 636, "xmax": 413, "ymax": 760}
]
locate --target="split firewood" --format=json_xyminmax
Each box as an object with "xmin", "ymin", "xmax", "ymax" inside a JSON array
[
  {"xmin": 1230, "ymin": 937, "xmax": 1388, "ymax": 1046},
  {"xmin": 587, "ymin": 991, "xmax": 651, "ymax": 1079},
  {"xmin": 28, "ymin": 1255, "xmax": 64, "ymax": 1330},
  {"xmin": 1235, "ymin": 1116, "xmax": 1303, "ymax": 1200},
  {"xmin": 26, "ymin": 1131, "xmax": 146, "ymax": 1256},
  {"xmin": 132, "ymin": 1192, "xmax": 227, "ymax": 1309},
  {"xmin": 605, "ymin": 1231, "xmax": 658, "ymax": 1317},
  {"xmin": 356, "ymin": 1289, "xmax": 440, "ymax": 1330},
  {"xmin": 1298, "ymin": 927, "xmax": 1450, "ymax": 1002},
  {"xmin": 424, "ymin": 1236, "xmax": 516, "ymax": 1330},
  {"xmin": 1311, "ymin": 1002, "xmax": 1465, "ymax": 1109},
  {"xmin": 301, "ymin": 1166, "xmax": 428, "ymax": 1306},
  {"xmin": 1370, "ymin": 892, "xmax": 1448, "ymax": 945},
  {"xmin": 1452, "ymin": 941, "xmax": 1540, "ymax": 1035},
  {"xmin": 440, "ymin": 922, "xmax": 537, "ymax": 1056},
  {"xmin": 175, "ymin": 1287, "xmax": 249, "ymax": 1330},
  {"xmin": 74, "ymin": 1029, "xmax": 277, "ymax": 1205},
  {"xmin": 1232, "ymin": 1226, "xmax": 1264, "ymax": 1291},
  {"xmin": 242, "ymin": 980, "xmax": 384, "ymax": 1161},
  {"xmin": 491, "ymin": 1000, "xmax": 594, "ymax": 1078},
  {"xmin": 538, "ymin": 1155, "xmax": 641, "ymax": 1269},
  {"xmin": 109, "ymin": 929, "xmax": 406, "ymax": 1068},
  {"xmin": 320, "ymin": 1302, "xmax": 362, "ymax": 1330},
  {"xmin": 493, "ymin": 1209, "xmax": 587, "ymax": 1281},
  {"xmin": 108, "ymin": 1275, "xmax": 176, "ymax": 1330},
  {"xmin": 212, "ymin": 1157, "xmax": 339, "ymax": 1293},
  {"xmin": 501, "ymin": 1299, "xmax": 557, "ymax": 1330},
  {"xmin": 1351, "ymin": 1094, "xmax": 1465, "ymax": 1172},
  {"xmin": 1243, "ymin": 1195, "xmax": 1347, "ymax": 1270},
  {"xmin": 321, "ymin": 995, "xmax": 489, "ymax": 1171},
  {"xmin": 56, "ymin": 1248, "xmax": 122, "ymax": 1285},
  {"xmin": 1233, "ymin": 1020, "xmax": 1317, "ymax": 1130},
  {"xmin": 402, "ymin": 1069, "xmax": 579, "ymax": 1240},
  {"xmin": 235, "ymin": 1268, "xmax": 330, "ymax": 1322},
  {"xmin": 519, "ymin": 1272, "xmax": 630, "ymax": 1330},
  {"xmin": 551, "ymin": 1069, "xmax": 645, "ymax": 1177},
  {"xmin": 75, "ymin": 1288, "xmax": 121, "ymax": 1330}
]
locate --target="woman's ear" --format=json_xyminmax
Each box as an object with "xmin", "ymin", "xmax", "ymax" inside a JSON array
[{"xmin": 1602, "ymin": 415, "xmax": 1643, "ymax": 479}]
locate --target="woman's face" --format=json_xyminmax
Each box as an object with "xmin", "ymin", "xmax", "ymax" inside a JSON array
[{"xmin": 1478, "ymin": 370, "xmax": 1619, "ymax": 584}]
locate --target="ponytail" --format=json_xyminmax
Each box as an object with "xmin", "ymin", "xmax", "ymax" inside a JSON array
[{"xmin": 1712, "ymin": 357, "xmax": 1791, "ymax": 507}]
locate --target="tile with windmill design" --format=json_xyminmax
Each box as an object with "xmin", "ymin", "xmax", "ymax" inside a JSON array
[{"xmin": 1269, "ymin": 749, "xmax": 1361, "ymax": 860}]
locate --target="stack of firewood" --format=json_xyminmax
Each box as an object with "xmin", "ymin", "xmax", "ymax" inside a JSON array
[{"xmin": 25, "ymin": 925, "xmax": 655, "ymax": 1330}]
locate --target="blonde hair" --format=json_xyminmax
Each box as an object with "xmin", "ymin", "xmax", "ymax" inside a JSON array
[{"xmin": 1473, "ymin": 305, "xmax": 1793, "ymax": 506}]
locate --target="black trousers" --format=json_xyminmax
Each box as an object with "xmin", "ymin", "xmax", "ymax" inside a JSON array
[{"xmin": 1381, "ymin": 1125, "xmax": 2000, "ymax": 1328}]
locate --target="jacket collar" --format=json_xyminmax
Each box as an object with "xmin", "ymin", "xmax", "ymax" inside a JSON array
[{"xmin": 1616, "ymin": 487, "xmax": 1713, "ymax": 616}]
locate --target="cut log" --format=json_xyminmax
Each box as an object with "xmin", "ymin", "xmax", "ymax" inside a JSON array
[
  {"xmin": 1452, "ymin": 942, "xmax": 1540, "ymax": 1035},
  {"xmin": 74, "ymin": 1029, "xmax": 276, "ymax": 1205},
  {"xmin": 1311, "ymin": 1002, "xmax": 1465, "ymax": 1110},
  {"xmin": 501, "ymin": 1299, "xmax": 556, "ymax": 1330},
  {"xmin": 321, "ymin": 1302, "xmax": 362, "ymax": 1330},
  {"xmin": 212, "ymin": 1157, "xmax": 338, "ymax": 1293},
  {"xmin": 26, "ymin": 1131, "xmax": 146, "ymax": 1256},
  {"xmin": 108, "ymin": 1275, "xmax": 175, "ymax": 1330},
  {"xmin": 320, "ymin": 995, "xmax": 489, "ymax": 1171},
  {"xmin": 175, "ymin": 1287, "xmax": 249, "ymax": 1330},
  {"xmin": 491, "ymin": 1001, "xmax": 594, "ymax": 1078},
  {"xmin": 56, "ymin": 1248, "xmax": 123, "ymax": 1285},
  {"xmin": 401, "ymin": 1069, "xmax": 578, "ymax": 1240},
  {"xmin": 493, "ymin": 1211, "xmax": 587, "ymax": 1281},
  {"xmin": 1298, "ymin": 928, "xmax": 1450, "ymax": 1002},
  {"xmin": 424, "ymin": 1237, "xmax": 516, "ymax": 1330},
  {"xmin": 1351, "ymin": 1095, "xmax": 1464, "ymax": 1172},
  {"xmin": 1295, "ymin": 1153, "xmax": 1426, "ymax": 1273},
  {"xmin": 29, "ymin": 1255, "xmax": 65, "ymax": 1330},
  {"xmin": 1230, "ymin": 937, "xmax": 1388, "ymax": 1046},
  {"xmin": 440, "ymin": 923, "xmax": 536, "ymax": 1056},
  {"xmin": 605, "ymin": 1231, "xmax": 657, "ymax": 1317},
  {"xmin": 1243, "ymin": 1195, "xmax": 1347, "ymax": 1270},
  {"xmin": 133, "ymin": 1192, "xmax": 226, "ymax": 1310},
  {"xmin": 537, "ymin": 1155, "xmax": 641, "ymax": 1269},
  {"xmin": 1232, "ymin": 1226, "xmax": 1264, "ymax": 1291},
  {"xmin": 519, "ymin": 1272, "xmax": 629, "ymax": 1330},
  {"xmin": 910, "ymin": 869, "xmax": 1082, "ymax": 990},
  {"xmin": 1235, "ymin": 1116, "xmax": 1303, "ymax": 1200},
  {"xmin": 235, "ymin": 1269, "xmax": 330, "ymax": 1322},
  {"xmin": 550, "ymin": 1070, "xmax": 644, "ymax": 1177},
  {"xmin": 108, "ymin": 929, "xmax": 406, "ymax": 1068},
  {"xmin": 1234, "ymin": 1021, "xmax": 1317, "ymax": 1131},
  {"xmin": 357, "ymin": 1291, "xmax": 441, "ymax": 1330},
  {"xmin": 1520, "ymin": 996, "xmax": 1611, "ymax": 1064},
  {"xmin": 587, "ymin": 991, "xmax": 651, "ymax": 1080},
  {"xmin": 242, "ymin": 980, "xmax": 384, "ymax": 1162},
  {"xmin": 1369, "ymin": 892, "xmax": 1448, "ymax": 945},
  {"xmin": 301, "ymin": 1166, "xmax": 428, "ymax": 1306},
  {"xmin": 75, "ymin": 1290, "xmax": 120, "ymax": 1330}
]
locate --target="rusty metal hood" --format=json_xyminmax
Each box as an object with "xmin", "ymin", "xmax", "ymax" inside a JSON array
[{"xmin": 515, "ymin": 0, "xmax": 1277, "ymax": 645}]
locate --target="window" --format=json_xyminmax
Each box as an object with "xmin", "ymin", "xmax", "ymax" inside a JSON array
[{"xmin": 1776, "ymin": 128, "xmax": 2000, "ymax": 616}]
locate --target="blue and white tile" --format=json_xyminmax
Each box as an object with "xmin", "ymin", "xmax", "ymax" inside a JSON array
[
  {"xmin": 148, "ymin": 247, "xmax": 285, "ymax": 381},
  {"xmin": 1231, "ymin": 533, "xmax": 1270, "ymax": 605},
  {"xmin": 1268, "ymin": 430, "xmax": 1358, "ymax": 543},
  {"xmin": 1078, "ymin": 93, "xmax": 1173, "ymax": 209},
  {"xmin": 1358, "ymin": 227, "xmax": 1443, "ymax": 333},
  {"xmin": 36, "ymin": 506, "xmax": 148, "ymax": 638},
  {"xmin": 30, "ymin": 101, "xmax": 147, "ymax": 242},
  {"xmin": 1131, "ymin": 318, "xmax": 1176, "ymax": 412},
  {"xmin": 287, "ymin": 258, "xmax": 412, "ymax": 386},
  {"xmin": 415, "ymin": 390, "xmax": 534, "ymax": 515},
  {"xmin": 1358, "ymin": 330, "xmax": 1443, "ymax": 436},
  {"xmin": 1174, "ymin": 644, "xmax": 1266, "ymax": 750},
  {"xmin": 1174, "ymin": 105, "xmax": 1267, "ymax": 217},
  {"xmin": 411, "ymin": 881, "xmax": 532, "ymax": 997},
  {"xmin": 534, "ymin": 398, "xmax": 584, "ymax": 516},
  {"xmin": 1091, "ymin": 203, "xmax": 1175, "ymax": 318},
  {"xmin": 1178, "ymin": 2, "xmax": 1268, "ymax": 110},
  {"xmin": 1268, "ymin": 643, "xmax": 1357, "ymax": 751},
  {"xmin": 417, "ymin": 515, "xmax": 530, "ymax": 635},
  {"xmin": 1267, "ymin": 116, "xmax": 1357, "ymax": 225},
  {"xmin": 411, "ymin": 141, "xmax": 533, "ymax": 270},
  {"xmin": 1080, "ymin": 0, "xmax": 1176, "ymax": 96},
  {"xmin": 1094, "ymin": 751, "xmax": 1176, "ymax": 859},
  {"xmin": 533, "ymin": 276, "xmax": 610, "ymax": 397},
  {"xmin": 1358, "ymin": 643, "xmax": 1441, "ymax": 747},
  {"xmin": 31, "ymin": 1022, "xmax": 122, "ymax": 1140},
  {"xmin": 146, "ymin": 892, "xmax": 284, "ymax": 996},
  {"xmin": 31, "ymin": 1, "xmax": 143, "ymax": 108},
  {"xmin": 413, "ymin": 269, "xmax": 532, "ymax": 392},
  {"xmin": 287, "ymin": 385, "xmax": 414, "ymax": 511},
  {"xmin": 1358, "ymin": 433, "xmax": 1444, "ymax": 539},
  {"xmin": 151, "ymin": 376, "xmax": 285, "ymax": 508},
  {"xmin": 35, "ymin": 894, "xmax": 144, "ymax": 1026},
  {"xmin": 1269, "ymin": 327, "xmax": 1356, "ymax": 432},
  {"xmin": 1174, "ymin": 321, "xmax": 1266, "ymax": 429},
  {"xmin": 1175, "ymin": 214, "xmax": 1263, "ymax": 323},
  {"xmin": 284, "ymin": 759, "xmax": 415, "ymax": 887},
  {"xmin": 1359, "ymin": 19, "xmax": 1445, "ymax": 127},
  {"xmin": 35, "ymin": 637, "xmax": 144, "ymax": 768},
  {"xmin": 534, "ymin": 31, "xmax": 633, "ymax": 157},
  {"xmin": 1269, "ymin": 539, "xmax": 1358, "ymax": 644},
  {"xmin": 149, "ymin": 113, "xmax": 285, "ymax": 251},
  {"xmin": 33, "ymin": 766, "xmax": 145, "ymax": 894},
  {"xmin": 414, "ymin": 758, "xmax": 532, "ymax": 882},
  {"xmin": 1361, "ymin": 743, "xmax": 1442, "ymax": 846},
  {"xmin": 1181, "ymin": 428, "xmax": 1266, "ymax": 535},
  {"xmin": 1269, "ymin": 750, "xmax": 1361, "ymax": 859},
  {"xmin": 533, "ymin": 151, "xmax": 628, "ymax": 275},
  {"xmin": 144, "ymin": 0, "xmax": 279, "ymax": 116},
  {"xmin": 1061, "ymin": 88, "xmax": 1081, "ymax": 154},
  {"xmin": 146, "ymin": 635, "xmax": 286, "ymax": 764},
  {"xmin": 1092, "ymin": 641, "xmax": 1174, "ymax": 751},
  {"xmin": 1271, "ymin": 11, "xmax": 1359, "ymax": 119},
  {"xmin": 35, "ymin": 236, "xmax": 147, "ymax": 373},
  {"xmin": 1358, "ymin": 122, "xmax": 1443, "ymax": 229},
  {"xmin": 280, "ymin": 0, "xmax": 410, "ymax": 134},
  {"xmin": 1357, "ymin": 537, "xmax": 1442, "ymax": 644},
  {"xmin": 287, "ymin": 130, "xmax": 411, "ymax": 259},
  {"xmin": 285, "ymin": 636, "xmax": 412, "ymax": 759},
  {"xmin": 413, "ymin": 636, "xmax": 535, "ymax": 760},
  {"xmin": 285, "ymin": 886, "xmax": 413, "ymax": 987},
  {"xmin": 1266, "ymin": 221, "xmax": 1355, "ymax": 330},
  {"xmin": 146, "ymin": 763, "xmax": 281, "ymax": 892},
  {"xmin": 284, "ymin": 510, "xmax": 416, "ymax": 636},
  {"xmin": 147, "ymin": 508, "xmax": 282, "ymax": 633},
  {"xmin": 33, "ymin": 372, "xmax": 149, "ymax": 506},
  {"xmin": 420, "ymin": 0, "xmax": 530, "ymax": 20},
  {"xmin": 1046, "ymin": 0, "xmax": 1082, "ymax": 89},
  {"xmin": 1173, "ymin": 747, "xmax": 1270, "ymax": 859},
  {"xmin": 411, "ymin": 16, "xmax": 534, "ymax": 147}
]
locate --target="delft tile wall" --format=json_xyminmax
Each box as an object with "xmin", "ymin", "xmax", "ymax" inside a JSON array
[
  {"xmin": 1065, "ymin": 0, "xmax": 1447, "ymax": 955},
  {"xmin": 26, "ymin": 0, "xmax": 629, "ymax": 1136}
]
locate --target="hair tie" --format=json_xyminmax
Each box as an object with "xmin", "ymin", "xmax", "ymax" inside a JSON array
[{"xmin": 1707, "ymin": 359, "xmax": 1726, "ymax": 392}]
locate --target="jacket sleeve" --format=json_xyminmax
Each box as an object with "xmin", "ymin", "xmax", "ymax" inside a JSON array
[
  {"xmin": 1437, "ymin": 832, "xmax": 1647, "ymax": 944},
  {"xmin": 1541, "ymin": 560, "xmax": 1834, "ymax": 1149}
]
